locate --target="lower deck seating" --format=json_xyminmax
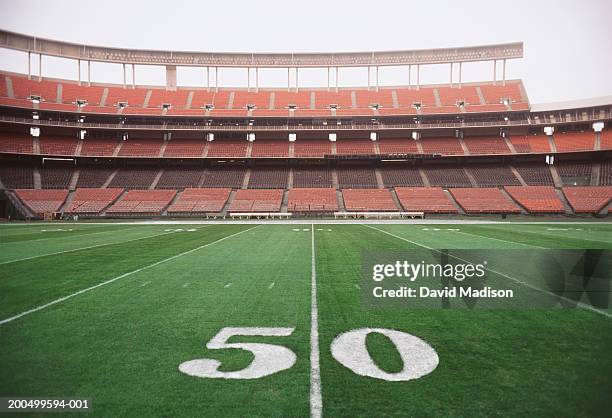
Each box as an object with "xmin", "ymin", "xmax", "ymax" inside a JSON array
[
  {"xmin": 556, "ymin": 163, "xmax": 592, "ymax": 186},
  {"xmin": 248, "ymin": 168, "xmax": 289, "ymax": 188},
  {"xmin": 293, "ymin": 140, "xmax": 332, "ymax": 157},
  {"xmin": 250, "ymin": 140, "xmax": 290, "ymax": 157},
  {"xmin": 0, "ymin": 135, "xmax": 33, "ymax": 154},
  {"xmin": 292, "ymin": 168, "xmax": 333, "ymax": 188},
  {"xmin": 419, "ymin": 137, "xmax": 464, "ymax": 155},
  {"xmin": 108, "ymin": 169, "xmax": 159, "ymax": 189},
  {"xmin": 513, "ymin": 164, "xmax": 554, "ymax": 185},
  {"xmin": 155, "ymin": 169, "xmax": 203, "ymax": 189},
  {"xmin": 229, "ymin": 189, "xmax": 283, "ymax": 212},
  {"xmin": 0, "ymin": 165, "xmax": 34, "ymax": 188},
  {"xmin": 562, "ymin": 187, "xmax": 612, "ymax": 213},
  {"xmin": 15, "ymin": 189, "xmax": 68, "ymax": 215},
  {"xmin": 335, "ymin": 139, "xmax": 375, "ymax": 155},
  {"xmin": 337, "ymin": 167, "xmax": 378, "ymax": 188},
  {"xmin": 510, "ymin": 135, "xmax": 551, "ymax": 153},
  {"xmin": 394, "ymin": 187, "xmax": 457, "ymax": 213},
  {"xmin": 167, "ymin": 188, "xmax": 231, "ymax": 214},
  {"xmin": 423, "ymin": 166, "xmax": 472, "ymax": 187},
  {"xmin": 76, "ymin": 168, "xmax": 113, "ymax": 187},
  {"xmin": 40, "ymin": 167, "xmax": 73, "ymax": 189},
  {"xmin": 200, "ymin": 168, "xmax": 245, "ymax": 188},
  {"xmin": 468, "ymin": 165, "xmax": 520, "ymax": 186},
  {"xmin": 380, "ymin": 167, "xmax": 423, "ymax": 187},
  {"xmin": 504, "ymin": 186, "xmax": 565, "ymax": 213},
  {"xmin": 80, "ymin": 138, "xmax": 119, "ymax": 156},
  {"xmin": 601, "ymin": 160, "xmax": 612, "ymax": 186},
  {"xmin": 553, "ymin": 132, "xmax": 595, "ymax": 152},
  {"xmin": 39, "ymin": 137, "xmax": 78, "ymax": 155},
  {"xmin": 66, "ymin": 188, "xmax": 123, "ymax": 214},
  {"xmin": 463, "ymin": 137, "xmax": 510, "ymax": 154},
  {"xmin": 206, "ymin": 140, "xmax": 248, "ymax": 158},
  {"xmin": 377, "ymin": 138, "xmax": 419, "ymax": 154},
  {"xmin": 287, "ymin": 188, "xmax": 338, "ymax": 212},
  {"xmin": 106, "ymin": 189, "xmax": 176, "ymax": 215},
  {"xmin": 118, "ymin": 139, "xmax": 163, "ymax": 157},
  {"xmin": 341, "ymin": 189, "xmax": 397, "ymax": 211},
  {"xmin": 450, "ymin": 188, "xmax": 521, "ymax": 213},
  {"xmin": 163, "ymin": 139, "xmax": 205, "ymax": 157}
]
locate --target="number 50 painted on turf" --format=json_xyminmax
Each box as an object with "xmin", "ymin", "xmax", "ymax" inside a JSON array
[{"xmin": 179, "ymin": 327, "xmax": 439, "ymax": 381}]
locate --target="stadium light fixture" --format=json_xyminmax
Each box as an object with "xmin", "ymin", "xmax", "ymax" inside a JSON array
[
  {"xmin": 76, "ymin": 99, "xmax": 87, "ymax": 109},
  {"xmin": 412, "ymin": 102, "xmax": 422, "ymax": 110},
  {"xmin": 329, "ymin": 133, "xmax": 337, "ymax": 142},
  {"xmin": 79, "ymin": 130, "xmax": 86, "ymax": 140},
  {"xmin": 544, "ymin": 126, "xmax": 554, "ymax": 135},
  {"xmin": 78, "ymin": 115, "xmax": 86, "ymax": 123},
  {"xmin": 370, "ymin": 132, "xmax": 378, "ymax": 141},
  {"xmin": 289, "ymin": 133, "xmax": 297, "ymax": 142},
  {"xmin": 545, "ymin": 154, "xmax": 554, "ymax": 165},
  {"xmin": 592, "ymin": 122, "xmax": 604, "ymax": 132},
  {"xmin": 204, "ymin": 104, "xmax": 214, "ymax": 111},
  {"xmin": 369, "ymin": 103, "xmax": 381, "ymax": 110},
  {"xmin": 248, "ymin": 120, "xmax": 254, "ymax": 127},
  {"xmin": 30, "ymin": 126, "xmax": 40, "ymax": 137},
  {"xmin": 118, "ymin": 102, "xmax": 128, "ymax": 109},
  {"xmin": 454, "ymin": 130, "xmax": 463, "ymax": 139},
  {"xmin": 206, "ymin": 133, "xmax": 215, "ymax": 142},
  {"xmin": 246, "ymin": 104, "xmax": 256, "ymax": 111},
  {"xmin": 162, "ymin": 103, "xmax": 171, "ymax": 111},
  {"xmin": 502, "ymin": 98, "xmax": 511, "ymax": 106},
  {"xmin": 328, "ymin": 104, "xmax": 338, "ymax": 110},
  {"xmin": 29, "ymin": 95, "xmax": 41, "ymax": 104},
  {"xmin": 247, "ymin": 133, "xmax": 256, "ymax": 142},
  {"xmin": 32, "ymin": 112, "xmax": 39, "ymax": 120},
  {"xmin": 122, "ymin": 133, "xmax": 128, "ymax": 141},
  {"xmin": 411, "ymin": 131, "xmax": 421, "ymax": 141}
]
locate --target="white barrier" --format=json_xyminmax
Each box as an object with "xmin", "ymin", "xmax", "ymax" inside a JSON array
[
  {"xmin": 229, "ymin": 212, "xmax": 293, "ymax": 219},
  {"xmin": 334, "ymin": 211, "xmax": 424, "ymax": 219}
]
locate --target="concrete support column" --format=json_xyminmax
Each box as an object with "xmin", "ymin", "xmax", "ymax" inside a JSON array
[
  {"xmin": 38, "ymin": 54, "xmax": 42, "ymax": 81},
  {"xmin": 27, "ymin": 52, "xmax": 31, "ymax": 80},
  {"xmin": 287, "ymin": 67, "xmax": 290, "ymax": 92},
  {"xmin": 77, "ymin": 59, "xmax": 82, "ymax": 85},
  {"xmin": 122, "ymin": 63, "xmax": 126, "ymax": 88},
  {"xmin": 335, "ymin": 67, "xmax": 339, "ymax": 93},
  {"xmin": 502, "ymin": 59, "xmax": 506, "ymax": 86},
  {"xmin": 206, "ymin": 67, "xmax": 210, "ymax": 92},
  {"xmin": 416, "ymin": 64, "xmax": 420, "ymax": 90},
  {"xmin": 375, "ymin": 66, "xmax": 379, "ymax": 92},
  {"xmin": 87, "ymin": 60, "xmax": 91, "ymax": 86},
  {"xmin": 327, "ymin": 67, "xmax": 330, "ymax": 91},
  {"xmin": 255, "ymin": 67, "xmax": 259, "ymax": 92},
  {"xmin": 449, "ymin": 62, "xmax": 453, "ymax": 87},
  {"xmin": 493, "ymin": 60, "xmax": 497, "ymax": 85},
  {"xmin": 165, "ymin": 65, "xmax": 177, "ymax": 90},
  {"xmin": 247, "ymin": 67, "xmax": 250, "ymax": 92},
  {"xmin": 367, "ymin": 66, "xmax": 371, "ymax": 91},
  {"xmin": 408, "ymin": 65, "xmax": 411, "ymax": 89},
  {"xmin": 132, "ymin": 64, "xmax": 135, "ymax": 89},
  {"xmin": 458, "ymin": 62, "xmax": 462, "ymax": 88},
  {"xmin": 296, "ymin": 67, "xmax": 299, "ymax": 93},
  {"xmin": 215, "ymin": 67, "xmax": 218, "ymax": 92}
]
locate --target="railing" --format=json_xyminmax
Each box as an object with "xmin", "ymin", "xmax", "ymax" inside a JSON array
[{"xmin": 0, "ymin": 109, "xmax": 610, "ymax": 132}]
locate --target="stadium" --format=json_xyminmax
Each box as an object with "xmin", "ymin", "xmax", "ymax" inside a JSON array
[{"xmin": 0, "ymin": 1, "xmax": 611, "ymax": 416}]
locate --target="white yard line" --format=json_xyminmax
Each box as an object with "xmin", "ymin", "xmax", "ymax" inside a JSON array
[
  {"xmin": 1, "ymin": 226, "xmax": 139, "ymax": 246},
  {"xmin": 0, "ymin": 228, "xmax": 195, "ymax": 265},
  {"xmin": 268, "ymin": 282, "xmax": 275, "ymax": 290},
  {"xmin": 0, "ymin": 225, "xmax": 260, "ymax": 326},
  {"xmin": 224, "ymin": 283, "xmax": 232, "ymax": 288},
  {"xmin": 310, "ymin": 224, "xmax": 323, "ymax": 418},
  {"xmin": 452, "ymin": 230, "xmax": 546, "ymax": 249},
  {"xmin": 364, "ymin": 225, "xmax": 611, "ymax": 319}
]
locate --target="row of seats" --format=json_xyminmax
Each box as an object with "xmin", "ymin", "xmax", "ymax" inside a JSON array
[
  {"xmin": 1, "ymin": 163, "xmax": 607, "ymax": 190},
  {"xmin": 4, "ymin": 73, "xmax": 527, "ymax": 112},
  {"xmin": 12, "ymin": 186, "xmax": 611, "ymax": 215},
  {"xmin": 0, "ymin": 133, "xmax": 604, "ymax": 158}
]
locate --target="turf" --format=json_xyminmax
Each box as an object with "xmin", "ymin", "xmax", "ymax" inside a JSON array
[{"xmin": 0, "ymin": 222, "xmax": 611, "ymax": 417}]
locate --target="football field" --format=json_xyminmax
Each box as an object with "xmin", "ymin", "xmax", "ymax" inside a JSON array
[{"xmin": 1, "ymin": 221, "xmax": 611, "ymax": 417}]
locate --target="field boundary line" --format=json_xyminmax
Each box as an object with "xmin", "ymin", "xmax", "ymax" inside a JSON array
[
  {"xmin": 0, "ymin": 226, "xmax": 140, "ymax": 246},
  {"xmin": 364, "ymin": 225, "xmax": 611, "ymax": 320},
  {"xmin": 452, "ymin": 230, "xmax": 546, "ymax": 248},
  {"xmin": 310, "ymin": 224, "xmax": 323, "ymax": 418},
  {"xmin": 0, "ymin": 227, "xmax": 205, "ymax": 265},
  {"xmin": 0, "ymin": 225, "xmax": 260, "ymax": 326}
]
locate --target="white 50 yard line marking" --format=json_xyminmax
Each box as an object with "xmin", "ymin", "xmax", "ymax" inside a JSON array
[
  {"xmin": 0, "ymin": 225, "xmax": 259, "ymax": 326},
  {"xmin": 310, "ymin": 224, "xmax": 323, "ymax": 418},
  {"xmin": 364, "ymin": 225, "xmax": 611, "ymax": 319},
  {"xmin": 0, "ymin": 227, "xmax": 201, "ymax": 265}
]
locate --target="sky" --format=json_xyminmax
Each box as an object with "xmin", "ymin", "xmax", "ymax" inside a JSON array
[{"xmin": 0, "ymin": 0, "xmax": 610, "ymax": 104}]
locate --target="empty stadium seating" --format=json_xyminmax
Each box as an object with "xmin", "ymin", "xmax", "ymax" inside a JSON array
[
  {"xmin": 335, "ymin": 139, "xmax": 375, "ymax": 155},
  {"xmin": 394, "ymin": 187, "xmax": 458, "ymax": 213},
  {"xmin": 450, "ymin": 188, "xmax": 521, "ymax": 213},
  {"xmin": 423, "ymin": 166, "xmax": 472, "ymax": 187},
  {"xmin": 14, "ymin": 189, "xmax": 68, "ymax": 215},
  {"xmin": 336, "ymin": 167, "xmax": 378, "ymax": 188},
  {"xmin": 463, "ymin": 137, "xmax": 510, "ymax": 155},
  {"xmin": 513, "ymin": 164, "xmax": 554, "ymax": 185},
  {"xmin": 562, "ymin": 186, "xmax": 612, "ymax": 213},
  {"xmin": 377, "ymin": 138, "xmax": 419, "ymax": 154},
  {"xmin": 167, "ymin": 188, "xmax": 230, "ymax": 214},
  {"xmin": 0, "ymin": 134, "xmax": 33, "ymax": 154},
  {"xmin": 206, "ymin": 140, "xmax": 247, "ymax": 158},
  {"xmin": 40, "ymin": 167, "xmax": 73, "ymax": 189},
  {"xmin": 419, "ymin": 137, "xmax": 464, "ymax": 155},
  {"xmin": 556, "ymin": 162, "xmax": 592, "ymax": 186},
  {"xmin": 39, "ymin": 137, "xmax": 78, "ymax": 155},
  {"xmin": 509, "ymin": 135, "xmax": 551, "ymax": 153},
  {"xmin": 155, "ymin": 169, "xmax": 203, "ymax": 189},
  {"xmin": 106, "ymin": 189, "xmax": 176, "ymax": 215},
  {"xmin": 229, "ymin": 189, "xmax": 283, "ymax": 212},
  {"xmin": 379, "ymin": 166, "xmax": 423, "ymax": 187},
  {"xmin": 108, "ymin": 169, "xmax": 159, "ymax": 189},
  {"xmin": 601, "ymin": 130, "xmax": 612, "ymax": 150},
  {"xmin": 163, "ymin": 139, "xmax": 205, "ymax": 157},
  {"xmin": 601, "ymin": 160, "xmax": 612, "ymax": 186},
  {"xmin": 118, "ymin": 139, "xmax": 163, "ymax": 157},
  {"xmin": 200, "ymin": 168, "xmax": 246, "ymax": 188},
  {"xmin": 553, "ymin": 131, "xmax": 595, "ymax": 152},
  {"xmin": 437, "ymin": 86, "xmax": 480, "ymax": 106},
  {"xmin": 0, "ymin": 165, "xmax": 34, "ymax": 188},
  {"xmin": 287, "ymin": 188, "xmax": 338, "ymax": 212},
  {"xmin": 248, "ymin": 168, "xmax": 289, "ymax": 188},
  {"xmin": 293, "ymin": 140, "xmax": 332, "ymax": 157},
  {"xmin": 342, "ymin": 189, "xmax": 397, "ymax": 211},
  {"xmin": 504, "ymin": 186, "xmax": 565, "ymax": 213},
  {"xmin": 468, "ymin": 165, "xmax": 520, "ymax": 186},
  {"xmin": 66, "ymin": 188, "xmax": 123, "ymax": 214},
  {"xmin": 250, "ymin": 140, "xmax": 289, "ymax": 157},
  {"xmin": 292, "ymin": 168, "xmax": 333, "ymax": 188},
  {"xmin": 479, "ymin": 82, "xmax": 523, "ymax": 104},
  {"xmin": 76, "ymin": 168, "xmax": 113, "ymax": 188}
]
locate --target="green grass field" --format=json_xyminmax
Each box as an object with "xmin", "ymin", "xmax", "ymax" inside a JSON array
[{"xmin": 1, "ymin": 221, "xmax": 611, "ymax": 417}]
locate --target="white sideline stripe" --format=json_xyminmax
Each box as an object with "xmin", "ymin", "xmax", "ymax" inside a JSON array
[
  {"xmin": 364, "ymin": 225, "xmax": 611, "ymax": 320},
  {"xmin": 310, "ymin": 224, "xmax": 323, "ymax": 418},
  {"xmin": 0, "ymin": 225, "xmax": 260, "ymax": 326},
  {"xmin": 453, "ymin": 230, "xmax": 546, "ymax": 249},
  {"xmin": 1, "ymin": 226, "xmax": 139, "ymax": 246},
  {"xmin": 268, "ymin": 282, "xmax": 275, "ymax": 289},
  {"xmin": 0, "ymin": 228, "xmax": 191, "ymax": 265}
]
